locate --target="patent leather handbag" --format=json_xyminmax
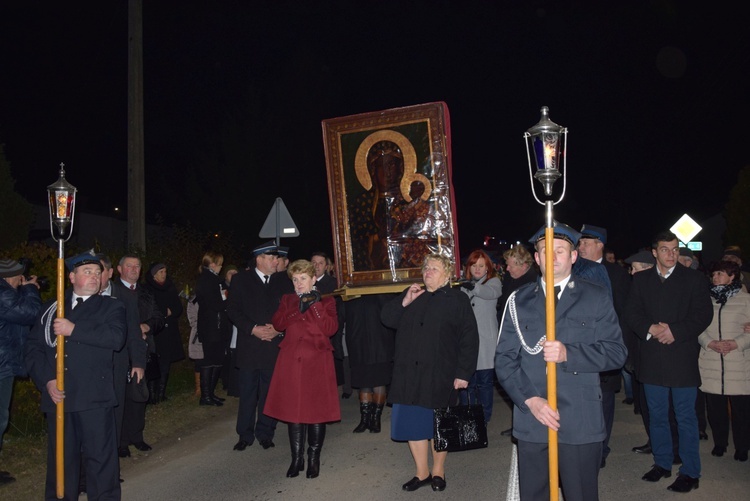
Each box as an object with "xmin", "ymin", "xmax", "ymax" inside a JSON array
[{"xmin": 433, "ymin": 389, "xmax": 488, "ymax": 452}]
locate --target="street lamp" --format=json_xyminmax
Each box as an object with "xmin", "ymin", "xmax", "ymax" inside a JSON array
[
  {"xmin": 524, "ymin": 106, "xmax": 567, "ymax": 501},
  {"xmin": 46, "ymin": 162, "xmax": 77, "ymax": 499}
]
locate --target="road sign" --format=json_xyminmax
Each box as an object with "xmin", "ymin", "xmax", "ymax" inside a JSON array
[{"xmin": 259, "ymin": 198, "xmax": 299, "ymax": 245}]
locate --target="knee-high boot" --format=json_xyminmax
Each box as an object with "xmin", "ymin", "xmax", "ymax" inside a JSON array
[
  {"xmin": 209, "ymin": 366, "xmax": 225, "ymax": 403},
  {"xmin": 147, "ymin": 378, "xmax": 160, "ymax": 405},
  {"xmin": 370, "ymin": 393, "xmax": 386, "ymax": 433},
  {"xmin": 353, "ymin": 392, "xmax": 373, "ymax": 433},
  {"xmin": 286, "ymin": 423, "xmax": 306, "ymax": 478},
  {"xmin": 306, "ymin": 423, "xmax": 326, "ymax": 479},
  {"xmin": 199, "ymin": 367, "xmax": 221, "ymax": 406}
]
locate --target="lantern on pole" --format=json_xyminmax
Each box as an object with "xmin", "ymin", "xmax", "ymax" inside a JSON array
[
  {"xmin": 47, "ymin": 162, "xmax": 77, "ymax": 499},
  {"xmin": 524, "ymin": 106, "xmax": 567, "ymax": 501}
]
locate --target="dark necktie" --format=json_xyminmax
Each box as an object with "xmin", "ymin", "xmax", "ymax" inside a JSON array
[
  {"xmin": 74, "ymin": 297, "xmax": 84, "ymax": 309},
  {"xmin": 263, "ymin": 275, "xmax": 269, "ymax": 284},
  {"xmin": 130, "ymin": 284, "xmax": 136, "ymax": 290},
  {"xmin": 554, "ymin": 285, "xmax": 561, "ymax": 306}
]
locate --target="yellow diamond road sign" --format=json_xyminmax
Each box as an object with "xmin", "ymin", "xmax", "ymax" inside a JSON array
[{"xmin": 670, "ymin": 214, "xmax": 702, "ymax": 244}]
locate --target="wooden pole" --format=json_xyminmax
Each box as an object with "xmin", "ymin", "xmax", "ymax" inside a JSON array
[
  {"xmin": 54, "ymin": 243, "xmax": 65, "ymax": 498},
  {"xmin": 543, "ymin": 204, "xmax": 559, "ymax": 501}
]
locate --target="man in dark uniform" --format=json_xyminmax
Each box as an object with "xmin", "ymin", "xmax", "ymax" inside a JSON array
[
  {"xmin": 578, "ymin": 224, "xmax": 631, "ymax": 468},
  {"xmin": 495, "ymin": 223, "xmax": 627, "ymax": 501},
  {"xmin": 25, "ymin": 251, "xmax": 127, "ymax": 500},
  {"xmin": 226, "ymin": 242, "xmax": 292, "ymax": 451},
  {"xmin": 112, "ymin": 254, "xmax": 163, "ymax": 458},
  {"xmin": 626, "ymin": 230, "xmax": 713, "ymax": 493}
]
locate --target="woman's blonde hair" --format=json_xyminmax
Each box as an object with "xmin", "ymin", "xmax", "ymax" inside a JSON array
[
  {"xmin": 287, "ymin": 259, "xmax": 314, "ymax": 279},
  {"xmin": 422, "ymin": 253, "xmax": 454, "ymax": 279},
  {"xmin": 503, "ymin": 245, "xmax": 533, "ymax": 267},
  {"xmin": 199, "ymin": 251, "xmax": 223, "ymax": 273}
]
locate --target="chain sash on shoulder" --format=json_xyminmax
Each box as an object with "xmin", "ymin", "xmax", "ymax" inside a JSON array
[{"xmin": 507, "ymin": 291, "xmax": 545, "ymax": 355}]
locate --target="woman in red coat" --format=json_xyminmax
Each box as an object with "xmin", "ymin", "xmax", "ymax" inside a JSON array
[{"xmin": 265, "ymin": 259, "xmax": 339, "ymax": 479}]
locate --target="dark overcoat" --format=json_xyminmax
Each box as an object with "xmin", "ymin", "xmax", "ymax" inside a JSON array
[
  {"xmin": 226, "ymin": 269, "xmax": 291, "ymax": 370},
  {"xmin": 25, "ymin": 291, "xmax": 127, "ymax": 413},
  {"xmin": 381, "ymin": 284, "xmax": 479, "ymax": 409},
  {"xmin": 495, "ymin": 278, "xmax": 627, "ymax": 445},
  {"xmin": 264, "ymin": 294, "xmax": 340, "ymax": 423},
  {"xmin": 143, "ymin": 275, "xmax": 185, "ymax": 363},
  {"xmin": 625, "ymin": 263, "xmax": 713, "ymax": 387}
]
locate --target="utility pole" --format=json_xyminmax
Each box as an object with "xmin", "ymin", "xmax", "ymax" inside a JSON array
[{"xmin": 127, "ymin": 0, "xmax": 146, "ymax": 250}]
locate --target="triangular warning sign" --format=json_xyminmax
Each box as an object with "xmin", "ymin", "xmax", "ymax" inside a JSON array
[{"xmin": 259, "ymin": 198, "xmax": 300, "ymax": 239}]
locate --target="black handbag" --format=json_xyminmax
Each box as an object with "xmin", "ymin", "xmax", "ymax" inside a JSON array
[{"xmin": 433, "ymin": 389, "xmax": 488, "ymax": 452}]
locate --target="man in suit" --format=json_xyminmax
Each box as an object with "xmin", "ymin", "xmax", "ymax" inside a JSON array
[
  {"xmin": 226, "ymin": 241, "xmax": 292, "ymax": 451},
  {"xmin": 96, "ymin": 254, "xmax": 147, "ymax": 461},
  {"xmin": 578, "ymin": 224, "xmax": 631, "ymax": 468},
  {"xmin": 25, "ymin": 251, "xmax": 127, "ymax": 500},
  {"xmin": 626, "ymin": 230, "xmax": 713, "ymax": 493},
  {"xmin": 495, "ymin": 222, "xmax": 627, "ymax": 501},
  {"xmin": 112, "ymin": 254, "xmax": 164, "ymax": 458}
]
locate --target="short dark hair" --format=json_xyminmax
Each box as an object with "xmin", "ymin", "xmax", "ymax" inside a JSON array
[
  {"xmin": 94, "ymin": 253, "xmax": 112, "ymax": 270},
  {"xmin": 711, "ymin": 260, "xmax": 742, "ymax": 283},
  {"xmin": 651, "ymin": 231, "xmax": 678, "ymax": 249},
  {"xmin": 311, "ymin": 251, "xmax": 329, "ymax": 261},
  {"xmin": 118, "ymin": 253, "xmax": 141, "ymax": 267}
]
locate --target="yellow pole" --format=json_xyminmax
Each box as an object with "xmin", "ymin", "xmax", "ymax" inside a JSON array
[
  {"xmin": 55, "ymin": 254, "xmax": 65, "ymax": 499},
  {"xmin": 544, "ymin": 225, "xmax": 559, "ymax": 501}
]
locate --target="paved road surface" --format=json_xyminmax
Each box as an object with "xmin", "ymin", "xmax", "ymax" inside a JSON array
[{"xmin": 116, "ymin": 392, "xmax": 749, "ymax": 500}]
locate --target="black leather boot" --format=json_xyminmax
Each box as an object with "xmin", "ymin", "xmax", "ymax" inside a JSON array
[
  {"xmin": 371, "ymin": 405, "xmax": 384, "ymax": 433},
  {"xmin": 209, "ymin": 366, "xmax": 225, "ymax": 403},
  {"xmin": 158, "ymin": 373, "xmax": 169, "ymax": 402},
  {"xmin": 306, "ymin": 423, "xmax": 326, "ymax": 478},
  {"xmin": 199, "ymin": 367, "xmax": 221, "ymax": 406},
  {"xmin": 147, "ymin": 379, "xmax": 160, "ymax": 404},
  {"xmin": 353, "ymin": 394, "xmax": 373, "ymax": 433},
  {"xmin": 286, "ymin": 423, "xmax": 306, "ymax": 478}
]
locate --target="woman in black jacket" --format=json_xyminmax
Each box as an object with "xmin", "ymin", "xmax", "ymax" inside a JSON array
[
  {"xmin": 381, "ymin": 253, "xmax": 479, "ymax": 492},
  {"xmin": 195, "ymin": 251, "xmax": 231, "ymax": 406},
  {"xmin": 143, "ymin": 263, "xmax": 185, "ymax": 403}
]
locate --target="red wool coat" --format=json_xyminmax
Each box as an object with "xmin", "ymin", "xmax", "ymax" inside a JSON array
[{"xmin": 264, "ymin": 294, "xmax": 340, "ymax": 424}]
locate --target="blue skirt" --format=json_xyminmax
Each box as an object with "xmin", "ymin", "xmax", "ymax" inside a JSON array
[{"xmin": 391, "ymin": 404, "xmax": 434, "ymax": 441}]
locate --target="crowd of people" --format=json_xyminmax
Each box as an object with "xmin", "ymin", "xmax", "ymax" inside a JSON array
[{"xmin": 1, "ymin": 224, "xmax": 749, "ymax": 499}]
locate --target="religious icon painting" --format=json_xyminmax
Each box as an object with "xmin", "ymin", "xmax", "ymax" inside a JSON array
[{"xmin": 322, "ymin": 102, "xmax": 461, "ymax": 289}]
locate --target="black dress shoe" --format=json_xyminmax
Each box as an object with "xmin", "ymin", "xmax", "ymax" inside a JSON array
[
  {"xmin": 600, "ymin": 457, "xmax": 606, "ymax": 469},
  {"xmin": 711, "ymin": 446, "xmax": 726, "ymax": 457},
  {"xmin": 622, "ymin": 397, "xmax": 634, "ymax": 405},
  {"xmin": 118, "ymin": 447, "xmax": 130, "ymax": 458},
  {"xmin": 0, "ymin": 475, "xmax": 16, "ymax": 485},
  {"xmin": 132, "ymin": 441, "xmax": 152, "ymax": 451},
  {"xmin": 500, "ymin": 428, "xmax": 513, "ymax": 437},
  {"xmin": 673, "ymin": 455, "xmax": 682, "ymax": 464},
  {"xmin": 402, "ymin": 475, "xmax": 432, "ymax": 491},
  {"xmin": 431, "ymin": 475, "xmax": 446, "ymax": 491},
  {"xmin": 667, "ymin": 474, "xmax": 699, "ymax": 492},
  {"xmin": 642, "ymin": 464, "xmax": 671, "ymax": 482},
  {"xmin": 259, "ymin": 438, "xmax": 275, "ymax": 449},
  {"xmin": 699, "ymin": 431, "xmax": 708, "ymax": 440},
  {"xmin": 632, "ymin": 443, "xmax": 651, "ymax": 454},
  {"xmin": 341, "ymin": 392, "xmax": 352, "ymax": 399},
  {"xmin": 735, "ymin": 450, "xmax": 749, "ymax": 462},
  {"xmin": 233, "ymin": 440, "xmax": 252, "ymax": 451}
]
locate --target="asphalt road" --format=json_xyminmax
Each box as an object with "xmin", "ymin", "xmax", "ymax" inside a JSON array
[{"xmin": 115, "ymin": 391, "xmax": 750, "ymax": 501}]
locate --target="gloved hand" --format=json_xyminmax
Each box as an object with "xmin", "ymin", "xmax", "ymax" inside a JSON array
[
  {"xmin": 299, "ymin": 290, "xmax": 322, "ymax": 313},
  {"xmin": 458, "ymin": 279, "xmax": 475, "ymax": 291}
]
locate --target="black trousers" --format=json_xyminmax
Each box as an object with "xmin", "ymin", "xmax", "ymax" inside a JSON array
[
  {"xmin": 119, "ymin": 394, "xmax": 146, "ymax": 447},
  {"xmin": 45, "ymin": 407, "xmax": 120, "ymax": 501},
  {"xmin": 706, "ymin": 393, "xmax": 750, "ymax": 452},
  {"xmin": 236, "ymin": 367, "xmax": 276, "ymax": 443},
  {"xmin": 518, "ymin": 440, "xmax": 602, "ymax": 501}
]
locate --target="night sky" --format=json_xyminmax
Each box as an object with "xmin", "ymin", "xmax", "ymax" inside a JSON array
[{"xmin": 2, "ymin": 1, "xmax": 748, "ymax": 260}]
